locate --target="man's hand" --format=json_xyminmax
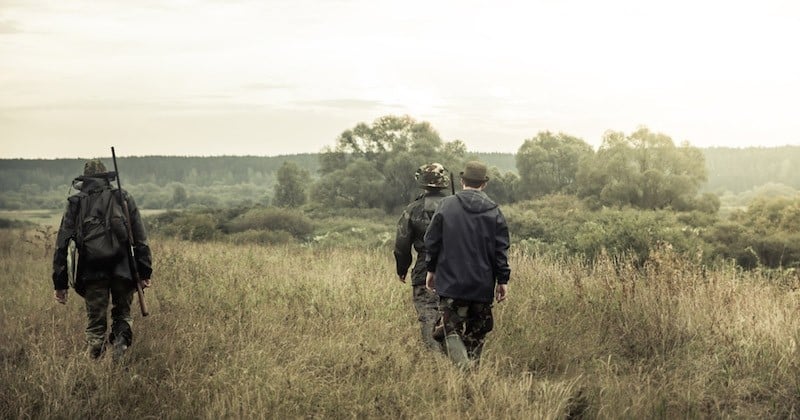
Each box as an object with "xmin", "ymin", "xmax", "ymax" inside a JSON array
[
  {"xmin": 140, "ymin": 279, "xmax": 152, "ymax": 289},
  {"xmin": 54, "ymin": 289, "xmax": 68, "ymax": 304},
  {"xmin": 398, "ymin": 274, "xmax": 406, "ymax": 283},
  {"xmin": 495, "ymin": 284, "xmax": 508, "ymax": 303},
  {"xmin": 425, "ymin": 271, "xmax": 436, "ymax": 292}
]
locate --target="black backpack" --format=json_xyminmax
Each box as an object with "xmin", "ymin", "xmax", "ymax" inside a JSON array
[{"xmin": 75, "ymin": 184, "xmax": 128, "ymax": 264}]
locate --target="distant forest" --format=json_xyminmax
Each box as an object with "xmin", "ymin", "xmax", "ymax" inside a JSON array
[
  {"xmin": 1, "ymin": 147, "xmax": 799, "ymax": 210},
  {"xmin": 0, "ymin": 152, "xmax": 518, "ymax": 191}
]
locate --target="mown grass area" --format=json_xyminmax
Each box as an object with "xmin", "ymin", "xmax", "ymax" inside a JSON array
[
  {"xmin": 0, "ymin": 209, "xmax": 168, "ymax": 228},
  {"xmin": 0, "ymin": 209, "xmax": 63, "ymax": 227},
  {"xmin": 2, "ymin": 229, "xmax": 800, "ymax": 418}
]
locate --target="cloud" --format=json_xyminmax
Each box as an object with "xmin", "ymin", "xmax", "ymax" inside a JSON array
[
  {"xmin": 241, "ymin": 82, "xmax": 294, "ymax": 91},
  {"xmin": 292, "ymin": 98, "xmax": 391, "ymax": 111},
  {"xmin": 0, "ymin": 19, "xmax": 21, "ymax": 34}
]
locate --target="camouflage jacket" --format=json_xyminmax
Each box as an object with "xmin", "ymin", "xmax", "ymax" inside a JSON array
[
  {"xmin": 52, "ymin": 177, "xmax": 153, "ymax": 294},
  {"xmin": 394, "ymin": 189, "xmax": 447, "ymax": 286}
]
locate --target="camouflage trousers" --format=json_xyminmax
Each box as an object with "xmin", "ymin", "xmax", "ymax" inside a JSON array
[
  {"xmin": 83, "ymin": 276, "xmax": 135, "ymax": 349},
  {"xmin": 435, "ymin": 297, "xmax": 494, "ymax": 362},
  {"xmin": 412, "ymin": 285, "xmax": 443, "ymax": 352}
]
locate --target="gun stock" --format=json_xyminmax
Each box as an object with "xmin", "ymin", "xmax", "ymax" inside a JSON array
[{"xmin": 111, "ymin": 147, "xmax": 149, "ymax": 317}]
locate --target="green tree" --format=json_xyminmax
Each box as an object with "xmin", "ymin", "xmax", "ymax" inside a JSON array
[
  {"xmin": 716, "ymin": 196, "xmax": 800, "ymax": 268},
  {"xmin": 171, "ymin": 184, "xmax": 188, "ymax": 208},
  {"xmin": 314, "ymin": 115, "xmax": 466, "ymax": 211},
  {"xmin": 577, "ymin": 127, "xmax": 708, "ymax": 210},
  {"xmin": 516, "ymin": 131, "xmax": 594, "ymax": 199},
  {"xmin": 484, "ymin": 167, "xmax": 519, "ymax": 204},
  {"xmin": 311, "ymin": 159, "xmax": 384, "ymax": 208},
  {"xmin": 273, "ymin": 161, "xmax": 309, "ymax": 208}
]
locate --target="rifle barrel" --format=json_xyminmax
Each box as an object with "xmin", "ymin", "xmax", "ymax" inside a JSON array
[{"xmin": 111, "ymin": 147, "xmax": 149, "ymax": 317}]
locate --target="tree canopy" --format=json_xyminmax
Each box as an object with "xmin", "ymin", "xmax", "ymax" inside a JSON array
[
  {"xmin": 273, "ymin": 161, "xmax": 309, "ymax": 208},
  {"xmin": 314, "ymin": 115, "xmax": 467, "ymax": 211},
  {"xmin": 576, "ymin": 127, "xmax": 707, "ymax": 210},
  {"xmin": 515, "ymin": 131, "xmax": 594, "ymax": 199}
]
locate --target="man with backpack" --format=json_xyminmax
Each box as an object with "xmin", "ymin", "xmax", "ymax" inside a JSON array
[
  {"xmin": 424, "ymin": 161, "xmax": 511, "ymax": 369},
  {"xmin": 52, "ymin": 159, "xmax": 153, "ymax": 360},
  {"xmin": 393, "ymin": 163, "xmax": 450, "ymax": 353}
]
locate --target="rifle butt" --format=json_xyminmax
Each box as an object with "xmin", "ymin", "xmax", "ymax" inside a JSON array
[{"xmin": 136, "ymin": 281, "xmax": 149, "ymax": 316}]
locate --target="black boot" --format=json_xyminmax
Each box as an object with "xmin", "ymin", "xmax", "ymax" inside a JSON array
[
  {"xmin": 112, "ymin": 336, "xmax": 128, "ymax": 361},
  {"xmin": 86, "ymin": 343, "xmax": 105, "ymax": 359}
]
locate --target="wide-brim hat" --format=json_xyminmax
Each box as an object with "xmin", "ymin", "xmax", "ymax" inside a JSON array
[{"xmin": 460, "ymin": 161, "xmax": 489, "ymax": 182}]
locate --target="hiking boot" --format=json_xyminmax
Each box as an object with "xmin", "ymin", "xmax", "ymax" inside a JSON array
[
  {"xmin": 444, "ymin": 334, "xmax": 470, "ymax": 370},
  {"xmin": 112, "ymin": 337, "xmax": 128, "ymax": 362},
  {"xmin": 87, "ymin": 343, "xmax": 105, "ymax": 359}
]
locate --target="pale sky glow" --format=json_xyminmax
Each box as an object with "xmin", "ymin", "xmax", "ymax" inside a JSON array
[{"xmin": 1, "ymin": 0, "xmax": 799, "ymax": 158}]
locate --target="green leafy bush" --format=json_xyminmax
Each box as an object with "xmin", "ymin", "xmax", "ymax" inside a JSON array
[
  {"xmin": 150, "ymin": 211, "xmax": 218, "ymax": 241},
  {"xmin": 223, "ymin": 208, "xmax": 314, "ymax": 239},
  {"xmin": 0, "ymin": 218, "xmax": 34, "ymax": 229}
]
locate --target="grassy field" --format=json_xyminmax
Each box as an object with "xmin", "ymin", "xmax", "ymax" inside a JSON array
[{"xmin": 2, "ymin": 229, "xmax": 800, "ymax": 418}]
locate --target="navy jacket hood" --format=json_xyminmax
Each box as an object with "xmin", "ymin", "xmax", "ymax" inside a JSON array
[{"xmin": 456, "ymin": 189, "xmax": 498, "ymax": 214}]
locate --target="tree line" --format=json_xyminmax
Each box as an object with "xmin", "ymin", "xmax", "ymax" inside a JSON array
[
  {"xmin": 277, "ymin": 117, "xmax": 745, "ymax": 214},
  {"xmin": 2, "ymin": 120, "xmax": 799, "ymax": 211},
  {"xmin": 3, "ymin": 114, "xmax": 800, "ymax": 270}
]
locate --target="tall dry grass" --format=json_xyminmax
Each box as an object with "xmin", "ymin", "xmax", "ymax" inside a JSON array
[{"xmin": 2, "ymin": 229, "xmax": 799, "ymax": 418}]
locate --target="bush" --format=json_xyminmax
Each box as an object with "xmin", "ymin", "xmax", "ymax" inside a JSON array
[
  {"xmin": 0, "ymin": 218, "xmax": 34, "ymax": 229},
  {"xmin": 151, "ymin": 211, "xmax": 218, "ymax": 241},
  {"xmin": 506, "ymin": 197, "xmax": 710, "ymax": 264},
  {"xmin": 223, "ymin": 208, "xmax": 314, "ymax": 239}
]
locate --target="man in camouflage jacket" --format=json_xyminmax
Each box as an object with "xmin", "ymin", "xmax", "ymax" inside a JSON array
[
  {"xmin": 394, "ymin": 163, "xmax": 451, "ymax": 352},
  {"xmin": 52, "ymin": 159, "xmax": 153, "ymax": 360}
]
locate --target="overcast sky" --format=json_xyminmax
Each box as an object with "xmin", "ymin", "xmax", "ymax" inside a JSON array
[{"xmin": 1, "ymin": 0, "xmax": 799, "ymax": 158}]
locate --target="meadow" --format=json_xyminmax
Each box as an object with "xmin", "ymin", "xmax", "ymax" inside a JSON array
[{"xmin": 2, "ymin": 229, "xmax": 800, "ymax": 419}]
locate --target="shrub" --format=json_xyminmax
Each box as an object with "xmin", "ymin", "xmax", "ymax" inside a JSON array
[
  {"xmin": 223, "ymin": 208, "xmax": 314, "ymax": 239},
  {"xmin": 0, "ymin": 218, "xmax": 33, "ymax": 229},
  {"xmin": 151, "ymin": 211, "xmax": 218, "ymax": 241}
]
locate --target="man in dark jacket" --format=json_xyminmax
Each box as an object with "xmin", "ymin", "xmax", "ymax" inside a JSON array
[
  {"xmin": 424, "ymin": 160, "xmax": 510, "ymax": 368},
  {"xmin": 394, "ymin": 163, "xmax": 450, "ymax": 352},
  {"xmin": 52, "ymin": 159, "xmax": 153, "ymax": 360}
]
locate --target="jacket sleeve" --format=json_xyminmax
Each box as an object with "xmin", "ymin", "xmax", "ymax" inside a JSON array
[
  {"xmin": 494, "ymin": 208, "xmax": 511, "ymax": 284},
  {"xmin": 52, "ymin": 197, "xmax": 79, "ymax": 290},
  {"xmin": 393, "ymin": 209, "xmax": 413, "ymax": 276},
  {"xmin": 124, "ymin": 191, "xmax": 153, "ymax": 280},
  {"xmin": 424, "ymin": 210, "xmax": 443, "ymax": 273}
]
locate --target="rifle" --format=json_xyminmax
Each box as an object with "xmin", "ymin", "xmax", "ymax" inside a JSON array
[
  {"xmin": 111, "ymin": 147, "xmax": 149, "ymax": 317},
  {"xmin": 450, "ymin": 171, "xmax": 455, "ymax": 195}
]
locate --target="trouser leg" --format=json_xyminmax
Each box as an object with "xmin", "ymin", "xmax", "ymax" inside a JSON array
[
  {"xmin": 463, "ymin": 302, "xmax": 493, "ymax": 364},
  {"xmin": 109, "ymin": 278, "xmax": 135, "ymax": 347},
  {"xmin": 412, "ymin": 285, "xmax": 442, "ymax": 352},
  {"xmin": 83, "ymin": 279, "xmax": 110, "ymax": 356},
  {"xmin": 439, "ymin": 298, "xmax": 471, "ymax": 367}
]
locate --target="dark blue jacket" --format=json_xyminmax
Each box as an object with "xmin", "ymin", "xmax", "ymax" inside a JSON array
[{"xmin": 424, "ymin": 189, "xmax": 510, "ymax": 303}]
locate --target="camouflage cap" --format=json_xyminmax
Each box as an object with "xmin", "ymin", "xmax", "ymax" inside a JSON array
[
  {"xmin": 83, "ymin": 159, "xmax": 107, "ymax": 176},
  {"xmin": 415, "ymin": 163, "xmax": 450, "ymax": 189}
]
